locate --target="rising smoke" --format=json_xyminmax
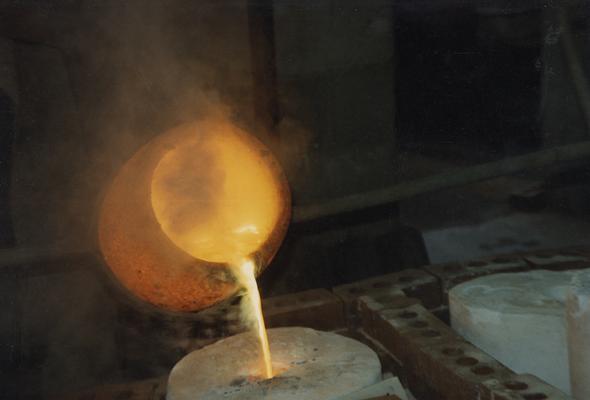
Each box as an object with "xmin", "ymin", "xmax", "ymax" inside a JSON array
[{"xmin": 7, "ymin": 1, "xmax": 297, "ymax": 396}]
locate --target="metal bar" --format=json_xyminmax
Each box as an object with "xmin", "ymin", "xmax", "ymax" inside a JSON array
[
  {"xmin": 5, "ymin": 142, "xmax": 590, "ymax": 261},
  {"xmin": 293, "ymin": 141, "xmax": 590, "ymax": 223}
]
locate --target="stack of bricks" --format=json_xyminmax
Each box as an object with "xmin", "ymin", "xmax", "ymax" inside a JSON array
[
  {"xmin": 332, "ymin": 268, "xmax": 442, "ymax": 328},
  {"xmin": 523, "ymin": 247, "xmax": 590, "ymax": 271},
  {"xmin": 262, "ymin": 288, "xmax": 346, "ymax": 331},
  {"xmin": 58, "ymin": 246, "xmax": 589, "ymax": 399},
  {"xmin": 333, "ymin": 268, "xmax": 442, "ymax": 311},
  {"xmin": 357, "ymin": 292, "xmax": 571, "ymax": 399}
]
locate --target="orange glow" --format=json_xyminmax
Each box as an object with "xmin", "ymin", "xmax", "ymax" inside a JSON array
[
  {"xmin": 151, "ymin": 123, "xmax": 282, "ymax": 264},
  {"xmin": 149, "ymin": 122, "xmax": 277, "ymax": 378},
  {"xmin": 98, "ymin": 118, "xmax": 291, "ymax": 312},
  {"xmin": 234, "ymin": 259, "xmax": 273, "ymax": 379}
]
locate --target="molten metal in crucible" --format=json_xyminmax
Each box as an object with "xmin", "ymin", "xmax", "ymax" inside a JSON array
[{"xmin": 98, "ymin": 118, "xmax": 291, "ymax": 312}]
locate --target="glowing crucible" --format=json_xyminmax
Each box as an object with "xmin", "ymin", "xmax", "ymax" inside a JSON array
[{"xmin": 98, "ymin": 118, "xmax": 291, "ymax": 312}]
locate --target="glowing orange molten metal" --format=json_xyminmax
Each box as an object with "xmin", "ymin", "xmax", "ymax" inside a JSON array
[
  {"xmin": 98, "ymin": 118, "xmax": 291, "ymax": 312},
  {"xmin": 234, "ymin": 259, "xmax": 273, "ymax": 378},
  {"xmin": 150, "ymin": 125, "xmax": 282, "ymax": 264}
]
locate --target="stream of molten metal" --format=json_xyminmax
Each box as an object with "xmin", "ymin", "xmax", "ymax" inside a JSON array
[
  {"xmin": 234, "ymin": 259, "xmax": 273, "ymax": 379},
  {"xmin": 148, "ymin": 122, "xmax": 280, "ymax": 376}
]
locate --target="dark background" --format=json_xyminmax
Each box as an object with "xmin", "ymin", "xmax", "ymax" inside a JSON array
[{"xmin": 1, "ymin": 0, "xmax": 590, "ymax": 398}]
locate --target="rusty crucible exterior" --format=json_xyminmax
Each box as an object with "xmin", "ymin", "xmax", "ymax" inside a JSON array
[{"xmin": 98, "ymin": 119, "xmax": 291, "ymax": 312}]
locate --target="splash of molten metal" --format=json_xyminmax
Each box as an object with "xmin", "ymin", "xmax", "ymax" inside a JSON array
[{"xmin": 233, "ymin": 259, "xmax": 273, "ymax": 379}]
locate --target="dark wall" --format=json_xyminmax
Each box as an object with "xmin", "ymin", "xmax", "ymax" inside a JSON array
[{"xmin": 396, "ymin": 7, "xmax": 544, "ymax": 162}]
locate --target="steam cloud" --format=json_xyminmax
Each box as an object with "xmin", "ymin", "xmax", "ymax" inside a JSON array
[{"xmin": 8, "ymin": 0, "xmax": 313, "ymax": 396}]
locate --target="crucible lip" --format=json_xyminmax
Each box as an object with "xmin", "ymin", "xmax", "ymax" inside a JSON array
[{"xmin": 98, "ymin": 119, "xmax": 291, "ymax": 313}]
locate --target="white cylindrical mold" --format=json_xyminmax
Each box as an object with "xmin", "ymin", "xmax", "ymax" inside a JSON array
[
  {"xmin": 566, "ymin": 272, "xmax": 590, "ymax": 400},
  {"xmin": 449, "ymin": 270, "xmax": 577, "ymax": 394}
]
